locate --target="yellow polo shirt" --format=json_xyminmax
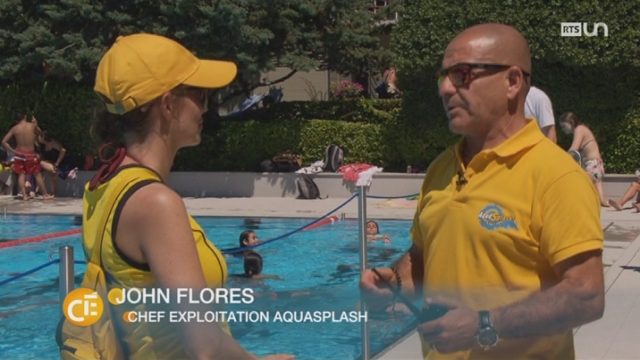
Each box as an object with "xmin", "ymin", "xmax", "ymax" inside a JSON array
[{"xmin": 411, "ymin": 119, "xmax": 603, "ymax": 360}]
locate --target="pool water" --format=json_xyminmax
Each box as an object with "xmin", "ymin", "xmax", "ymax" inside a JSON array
[{"xmin": 0, "ymin": 214, "xmax": 420, "ymax": 359}]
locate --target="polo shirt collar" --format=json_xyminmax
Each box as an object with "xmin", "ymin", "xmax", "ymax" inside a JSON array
[{"xmin": 455, "ymin": 118, "xmax": 544, "ymax": 159}]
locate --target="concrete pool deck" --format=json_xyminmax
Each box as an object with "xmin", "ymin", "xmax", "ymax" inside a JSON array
[{"xmin": 2, "ymin": 188, "xmax": 640, "ymax": 360}]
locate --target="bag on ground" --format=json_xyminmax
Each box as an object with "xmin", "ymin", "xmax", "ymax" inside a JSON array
[{"xmin": 296, "ymin": 174, "xmax": 321, "ymax": 199}]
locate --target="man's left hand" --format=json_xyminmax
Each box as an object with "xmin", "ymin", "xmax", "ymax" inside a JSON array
[{"xmin": 417, "ymin": 297, "xmax": 479, "ymax": 354}]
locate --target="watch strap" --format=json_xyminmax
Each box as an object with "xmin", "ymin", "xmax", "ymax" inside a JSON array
[{"xmin": 479, "ymin": 310, "xmax": 491, "ymax": 328}]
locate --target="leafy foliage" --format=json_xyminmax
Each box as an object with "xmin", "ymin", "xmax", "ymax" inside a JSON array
[
  {"xmin": 329, "ymin": 80, "xmax": 365, "ymax": 99},
  {"xmin": 0, "ymin": 0, "xmax": 390, "ymax": 103},
  {"xmin": 391, "ymin": 0, "xmax": 640, "ymax": 172}
]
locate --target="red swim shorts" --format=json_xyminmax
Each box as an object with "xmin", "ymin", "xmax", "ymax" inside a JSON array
[{"xmin": 13, "ymin": 151, "xmax": 40, "ymax": 175}]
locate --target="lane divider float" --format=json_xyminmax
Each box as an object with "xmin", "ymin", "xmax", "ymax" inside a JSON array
[
  {"xmin": 0, "ymin": 228, "xmax": 82, "ymax": 249},
  {"xmin": 302, "ymin": 215, "xmax": 340, "ymax": 231}
]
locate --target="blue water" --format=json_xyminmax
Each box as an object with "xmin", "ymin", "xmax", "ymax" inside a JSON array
[{"xmin": 0, "ymin": 214, "xmax": 419, "ymax": 359}]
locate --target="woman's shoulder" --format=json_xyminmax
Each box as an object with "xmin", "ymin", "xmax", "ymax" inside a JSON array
[
  {"xmin": 576, "ymin": 124, "xmax": 593, "ymax": 136},
  {"xmin": 122, "ymin": 183, "xmax": 185, "ymax": 219}
]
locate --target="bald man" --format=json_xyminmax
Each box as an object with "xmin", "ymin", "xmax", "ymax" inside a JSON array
[{"xmin": 360, "ymin": 24, "xmax": 604, "ymax": 359}]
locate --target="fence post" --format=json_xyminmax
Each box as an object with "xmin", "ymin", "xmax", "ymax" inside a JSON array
[
  {"xmin": 357, "ymin": 186, "xmax": 370, "ymax": 360},
  {"xmin": 59, "ymin": 246, "xmax": 74, "ymax": 314}
]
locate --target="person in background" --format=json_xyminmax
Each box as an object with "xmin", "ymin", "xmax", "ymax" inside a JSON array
[
  {"xmin": 608, "ymin": 170, "xmax": 640, "ymax": 211},
  {"xmin": 1, "ymin": 112, "xmax": 53, "ymax": 201},
  {"xmin": 375, "ymin": 68, "xmax": 402, "ymax": 99},
  {"xmin": 37, "ymin": 130, "xmax": 77, "ymax": 196},
  {"xmin": 366, "ymin": 220, "xmax": 391, "ymax": 243},
  {"xmin": 525, "ymin": 86, "xmax": 557, "ymax": 143},
  {"xmin": 239, "ymin": 229, "xmax": 261, "ymax": 248},
  {"xmin": 231, "ymin": 251, "xmax": 282, "ymax": 281},
  {"xmin": 559, "ymin": 112, "xmax": 609, "ymax": 207}
]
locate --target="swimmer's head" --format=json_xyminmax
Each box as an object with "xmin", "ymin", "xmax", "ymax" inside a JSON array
[
  {"xmin": 239, "ymin": 230, "xmax": 259, "ymax": 247},
  {"xmin": 559, "ymin": 112, "xmax": 582, "ymax": 134},
  {"xmin": 366, "ymin": 220, "xmax": 380, "ymax": 235},
  {"xmin": 243, "ymin": 218, "xmax": 262, "ymax": 229},
  {"xmin": 244, "ymin": 250, "xmax": 263, "ymax": 276}
]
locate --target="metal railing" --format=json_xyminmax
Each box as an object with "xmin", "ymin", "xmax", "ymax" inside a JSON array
[
  {"xmin": 357, "ymin": 186, "xmax": 371, "ymax": 359},
  {"xmin": 58, "ymin": 246, "xmax": 75, "ymax": 314}
]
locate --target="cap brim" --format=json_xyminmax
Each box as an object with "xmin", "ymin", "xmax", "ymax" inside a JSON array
[{"xmin": 182, "ymin": 59, "xmax": 238, "ymax": 89}]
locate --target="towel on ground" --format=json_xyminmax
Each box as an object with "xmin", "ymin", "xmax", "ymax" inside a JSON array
[{"xmin": 296, "ymin": 160, "xmax": 324, "ymax": 174}]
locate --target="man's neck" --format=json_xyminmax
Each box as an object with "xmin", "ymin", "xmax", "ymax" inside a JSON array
[{"xmin": 462, "ymin": 115, "xmax": 527, "ymax": 164}]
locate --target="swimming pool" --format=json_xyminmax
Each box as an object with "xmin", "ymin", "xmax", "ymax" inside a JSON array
[{"xmin": 0, "ymin": 214, "xmax": 419, "ymax": 359}]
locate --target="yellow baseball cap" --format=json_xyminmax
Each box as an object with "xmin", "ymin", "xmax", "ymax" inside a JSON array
[{"xmin": 94, "ymin": 33, "xmax": 238, "ymax": 115}]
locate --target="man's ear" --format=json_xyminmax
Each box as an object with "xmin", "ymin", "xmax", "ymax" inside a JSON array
[{"xmin": 506, "ymin": 67, "xmax": 525, "ymax": 100}]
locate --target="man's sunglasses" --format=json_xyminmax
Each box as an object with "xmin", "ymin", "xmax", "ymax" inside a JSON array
[
  {"xmin": 371, "ymin": 268, "xmax": 448, "ymax": 323},
  {"xmin": 436, "ymin": 63, "xmax": 531, "ymax": 87}
]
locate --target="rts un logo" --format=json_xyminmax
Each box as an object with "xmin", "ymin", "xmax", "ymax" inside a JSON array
[
  {"xmin": 560, "ymin": 22, "xmax": 609, "ymax": 37},
  {"xmin": 478, "ymin": 204, "xmax": 518, "ymax": 231}
]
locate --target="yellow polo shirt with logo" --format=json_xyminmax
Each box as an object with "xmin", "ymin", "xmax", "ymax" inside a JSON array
[{"xmin": 411, "ymin": 119, "xmax": 603, "ymax": 360}]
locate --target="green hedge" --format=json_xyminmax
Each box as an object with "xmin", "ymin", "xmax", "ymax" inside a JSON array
[
  {"xmin": 226, "ymin": 98, "xmax": 402, "ymax": 124},
  {"xmin": 0, "ymin": 82, "xmax": 97, "ymax": 165},
  {"xmin": 390, "ymin": 0, "xmax": 640, "ymax": 173},
  {"xmin": 1, "ymin": 82, "xmax": 639, "ymax": 173},
  {"xmin": 175, "ymin": 117, "xmax": 448, "ymax": 172}
]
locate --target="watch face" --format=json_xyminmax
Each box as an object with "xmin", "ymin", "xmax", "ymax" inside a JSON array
[{"xmin": 478, "ymin": 328, "xmax": 499, "ymax": 347}]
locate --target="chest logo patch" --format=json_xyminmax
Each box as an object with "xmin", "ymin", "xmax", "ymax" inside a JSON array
[{"xmin": 478, "ymin": 204, "xmax": 518, "ymax": 231}]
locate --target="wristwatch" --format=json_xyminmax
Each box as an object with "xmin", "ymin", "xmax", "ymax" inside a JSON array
[{"xmin": 476, "ymin": 310, "xmax": 498, "ymax": 349}]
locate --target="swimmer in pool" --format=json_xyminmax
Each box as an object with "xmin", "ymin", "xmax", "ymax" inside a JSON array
[
  {"xmin": 366, "ymin": 220, "xmax": 391, "ymax": 243},
  {"xmin": 230, "ymin": 251, "xmax": 282, "ymax": 281},
  {"xmin": 225, "ymin": 229, "xmax": 262, "ymax": 258}
]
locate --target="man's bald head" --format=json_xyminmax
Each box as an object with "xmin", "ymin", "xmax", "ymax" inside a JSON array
[
  {"xmin": 439, "ymin": 23, "xmax": 532, "ymax": 139},
  {"xmin": 445, "ymin": 23, "xmax": 531, "ymax": 76}
]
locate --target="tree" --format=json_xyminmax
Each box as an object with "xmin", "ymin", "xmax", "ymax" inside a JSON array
[{"xmin": 0, "ymin": 0, "xmax": 392, "ymax": 106}]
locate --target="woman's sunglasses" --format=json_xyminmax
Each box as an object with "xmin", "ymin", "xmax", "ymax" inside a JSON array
[
  {"xmin": 179, "ymin": 86, "xmax": 209, "ymax": 110},
  {"xmin": 436, "ymin": 63, "xmax": 531, "ymax": 87}
]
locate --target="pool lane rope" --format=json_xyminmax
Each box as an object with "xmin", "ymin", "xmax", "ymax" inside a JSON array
[
  {"xmin": 0, "ymin": 191, "xmax": 417, "ymax": 284},
  {"xmin": 222, "ymin": 193, "xmax": 358, "ymax": 255},
  {"xmin": 0, "ymin": 193, "xmax": 417, "ymax": 251},
  {"xmin": 0, "ymin": 228, "xmax": 82, "ymax": 249}
]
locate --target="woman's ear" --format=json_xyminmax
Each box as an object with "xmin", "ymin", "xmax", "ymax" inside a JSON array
[{"xmin": 158, "ymin": 91, "xmax": 176, "ymax": 119}]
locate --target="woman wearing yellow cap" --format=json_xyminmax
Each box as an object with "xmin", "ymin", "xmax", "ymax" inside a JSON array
[{"xmin": 77, "ymin": 34, "xmax": 293, "ymax": 360}]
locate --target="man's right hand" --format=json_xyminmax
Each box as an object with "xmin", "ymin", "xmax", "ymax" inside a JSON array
[{"xmin": 359, "ymin": 267, "xmax": 396, "ymax": 311}]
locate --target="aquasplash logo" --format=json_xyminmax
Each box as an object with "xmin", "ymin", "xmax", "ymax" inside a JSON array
[{"xmin": 478, "ymin": 204, "xmax": 518, "ymax": 231}]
